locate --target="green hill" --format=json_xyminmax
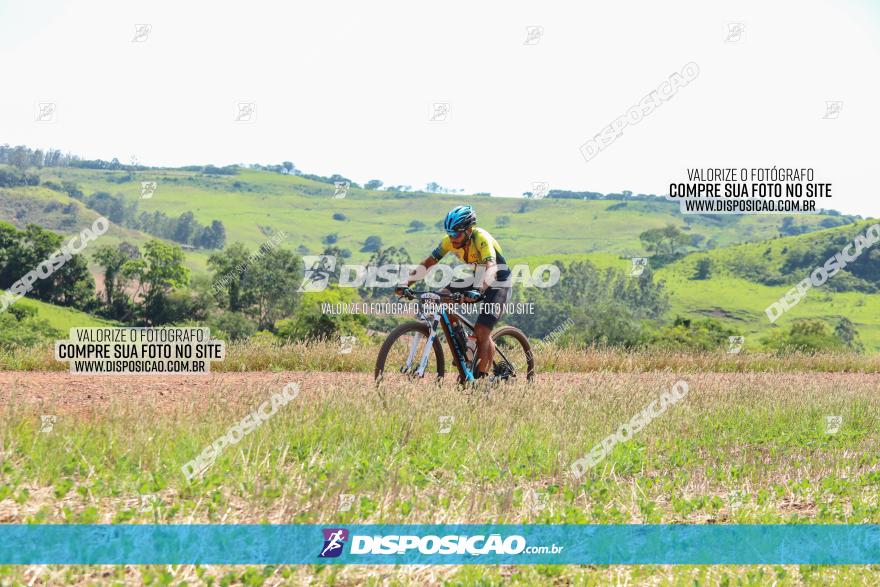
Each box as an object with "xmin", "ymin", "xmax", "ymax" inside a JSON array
[
  {"xmin": 1, "ymin": 164, "xmax": 875, "ymax": 349},
  {"xmin": 515, "ymin": 221, "xmax": 880, "ymax": 350},
  {"xmin": 22, "ymin": 166, "xmax": 858, "ymax": 265}
]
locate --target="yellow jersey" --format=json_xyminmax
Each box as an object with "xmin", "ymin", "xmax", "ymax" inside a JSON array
[{"xmin": 430, "ymin": 227, "xmax": 511, "ymax": 282}]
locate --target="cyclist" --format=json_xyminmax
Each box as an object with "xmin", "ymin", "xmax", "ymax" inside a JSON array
[{"xmin": 398, "ymin": 205, "xmax": 511, "ymax": 380}]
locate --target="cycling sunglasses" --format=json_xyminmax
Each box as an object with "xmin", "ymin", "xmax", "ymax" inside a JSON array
[{"xmin": 446, "ymin": 227, "xmax": 470, "ymax": 238}]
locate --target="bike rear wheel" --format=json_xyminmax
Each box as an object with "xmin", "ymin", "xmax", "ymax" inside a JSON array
[
  {"xmin": 490, "ymin": 326, "xmax": 535, "ymax": 382},
  {"xmin": 374, "ymin": 322, "xmax": 446, "ymax": 384}
]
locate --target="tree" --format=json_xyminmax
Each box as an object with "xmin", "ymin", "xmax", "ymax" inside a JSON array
[
  {"xmin": 92, "ymin": 243, "xmax": 139, "ymax": 319},
  {"xmin": 124, "ymin": 240, "xmax": 190, "ymax": 325},
  {"xmin": 639, "ymin": 226, "xmax": 690, "ymax": 257},
  {"xmin": 692, "ymin": 257, "xmax": 713, "ymax": 280},
  {"xmin": 207, "ymin": 242, "xmax": 251, "ymax": 311},
  {"xmin": 361, "ymin": 235, "xmax": 383, "ymax": 253},
  {"xmin": 834, "ymin": 317, "xmax": 864, "ymax": 352},
  {"xmin": 62, "ymin": 181, "xmax": 83, "ymax": 199},
  {"xmin": 8, "ymin": 146, "xmax": 30, "ymax": 171},
  {"xmin": 361, "ymin": 246, "xmax": 412, "ymax": 299},
  {"xmin": 364, "ymin": 179, "xmax": 383, "ymax": 190},
  {"xmin": 282, "ymin": 161, "xmax": 296, "ymax": 174},
  {"xmin": 407, "ymin": 220, "xmax": 426, "ymax": 232},
  {"xmin": 194, "ymin": 220, "xmax": 226, "ymax": 249},
  {"xmin": 31, "ymin": 149, "xmax": 45, "ymax": 168},
  {"xmin": 173, "ymin": 211, "xmax": 197, "ymax": 244},
  {"xmin": 239, "ymin": 247, "xmax": 301, "ymax": 330},
  {"xmin": 779, "ymin": 217, "xmax": 807, "ymax": 237},
  {"xmin": 0, "ymin": 223, "xmax": 94, "ymax": 310},
  {"xmin": 504, "ymin": 260, "xmax": 668, "ymax": 347}
]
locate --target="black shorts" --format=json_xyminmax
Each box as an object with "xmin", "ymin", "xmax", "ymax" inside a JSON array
[{"xmin": 475, "ymin": 287, "xmax": 511, "ymax": 329}]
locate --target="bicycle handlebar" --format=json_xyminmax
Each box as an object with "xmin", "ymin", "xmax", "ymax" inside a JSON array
[{"xmin": 396, "ymin": 287, "xmax": 484, "ymax": 303}]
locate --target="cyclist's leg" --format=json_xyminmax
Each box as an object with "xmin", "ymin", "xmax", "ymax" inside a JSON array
[{"xmin": 474, "ymin": 287, "xmax": 511, "ymax": 376}]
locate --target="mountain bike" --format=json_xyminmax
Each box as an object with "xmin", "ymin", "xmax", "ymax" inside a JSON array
[{"xmin": 374, "ymin": 288, "xmax": 535, "ymax": 384}]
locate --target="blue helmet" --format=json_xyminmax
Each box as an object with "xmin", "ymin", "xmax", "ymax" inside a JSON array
[{"xmin": 443, "ymin": 205, "xmax": 476, "ymax": 236}]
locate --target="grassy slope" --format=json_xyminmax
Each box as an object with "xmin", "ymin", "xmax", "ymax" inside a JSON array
[
  {"xmin": 34, "ymin": 167, "xmax": 853, "ymax": 262},
  {"xmin": 658, "ymin": 219, "xmax": 880, "ymax": 349},
  {"xmin": 0, "ymin": 290, "xmax": 117, "ymax": 331}
]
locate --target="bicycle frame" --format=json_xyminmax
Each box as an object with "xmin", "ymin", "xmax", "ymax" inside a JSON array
[{"xmin": 404, "ymin": 292, "xmax": 516, "ymax": 382}]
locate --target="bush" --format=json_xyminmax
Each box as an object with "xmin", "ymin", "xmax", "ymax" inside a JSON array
[
  {"xmin": 275, "ymin": 287, "xmax": 367, "ymax": 342},
  {"xmin": 332, "ymin": 213, "xmax": 347, "ymax": 221},
  {"xmin": 0, "ymin": 311, "xmax": 62, "ymax": 348},
  {"xmin": 209, "ymin": 311, "xmax": 258, "ymax": 342},
  {"xmin": 762, "ymin": 319, "xmax": 853, "ymax": 353},
  {"xmin": 648, "ymin": 317, "xmax": 739, "ymax": 352}
]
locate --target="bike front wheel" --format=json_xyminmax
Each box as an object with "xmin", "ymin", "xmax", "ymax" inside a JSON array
[{"xmin": 374, "ymin": 322, "xmax": 446, "ymax": 384}]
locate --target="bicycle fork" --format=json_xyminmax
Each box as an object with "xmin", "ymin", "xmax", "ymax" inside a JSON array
[{"xmin": 405, "ymin": 314, "xmax": 440, "ymax": 378}]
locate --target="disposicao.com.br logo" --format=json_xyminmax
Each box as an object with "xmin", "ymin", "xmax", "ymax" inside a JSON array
[{"xmin": 318, "ymin": 528, "xmax": 563, "ymax": 558}]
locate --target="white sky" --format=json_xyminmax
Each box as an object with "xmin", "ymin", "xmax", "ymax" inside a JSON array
[{"xmin": 1, "ymin": 0, "xmax": 877, "ymax": 217}]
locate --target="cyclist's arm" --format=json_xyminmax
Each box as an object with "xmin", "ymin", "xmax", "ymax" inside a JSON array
[
  {"xmin": 404, "ymin": 256, "xmax": 438, "ymax": 287},
  {"xmin": 477, "ymin": 259, "xmax": 498, "ymax": 292}
]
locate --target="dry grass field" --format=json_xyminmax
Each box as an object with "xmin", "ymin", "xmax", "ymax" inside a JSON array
[{"xmin": 2, "ymin": 341, "xmax": 880, "ymax": 584}]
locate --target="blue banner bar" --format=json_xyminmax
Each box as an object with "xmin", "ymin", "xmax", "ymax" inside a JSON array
[{"xmin": 2, "ymin": 525, "xmax": 880, "ymax": 565}]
